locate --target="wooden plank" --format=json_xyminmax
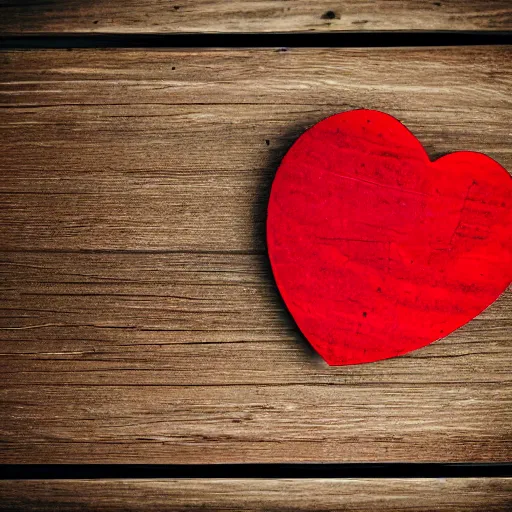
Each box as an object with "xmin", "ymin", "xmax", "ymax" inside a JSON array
[
  {"xmin": 0, "ymin": 1, "xmax": 511, "ymax": 34},
  {"xmin": 0, "ymin": 250, "xmax": 511, "ymax": 463},
  {"xmin": 0, "ymin": 47, "xmax": 511, "ymax": 463},
  {"xmin": 1, "ymin": 47, "xmax": 511, "ymax": 253},
  {"xmin": 0, "ymin": 479, "xmax": 511, "ymax": 511}
]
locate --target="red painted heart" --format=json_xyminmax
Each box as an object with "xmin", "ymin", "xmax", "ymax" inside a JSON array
[{"xmin": 267, "ymin": 109, "xmax": 511, "ymax": 365}]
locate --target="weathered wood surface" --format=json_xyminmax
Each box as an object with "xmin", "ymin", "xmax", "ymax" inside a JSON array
[
  {"xmin": 0, "ymin": 0, "xmax": 511, "ymax": 34},
  {"xmin": 1, "ymin": 48, "xmax": 511, "ymax": 253},
  {"xmin": 1, "ymin": 479, "xmax": 511, "ymax": 511},
  {"xmin": 0, "ymin": 47, "xmax": 511, "ymax": 463}
]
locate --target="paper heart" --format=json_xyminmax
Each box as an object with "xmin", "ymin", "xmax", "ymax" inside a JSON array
[{"xmin": 267, "ymin": 109, "xmax": 511, "ymax": 365}]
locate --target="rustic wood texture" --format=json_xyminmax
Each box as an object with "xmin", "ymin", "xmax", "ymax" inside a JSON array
[
  {"xmin": 0, "ymin": 47, "xmax": 511, "ymax": 463},
  {"xmin": 1, "ymin": 479, "xmax": 511, "ymax": 511},
  {"xmin": 0, "ymin": 1, "xmax": 511, "ymax": 34}
]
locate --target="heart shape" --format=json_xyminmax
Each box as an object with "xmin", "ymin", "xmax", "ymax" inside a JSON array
[{"xmin": 267, "ymin": 109, "xmax": 511, "ymax": 365}]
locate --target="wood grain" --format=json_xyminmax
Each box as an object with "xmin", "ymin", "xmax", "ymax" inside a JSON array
[
  {"xmin": 0, "ymin": 47, "xmax": 511, "ymax": 463},
  {"xmin": 0, "ymin": 1, "xmax": 511, "ymax": 34},
  {"xmin": 1, "ymin": 47, "xmax": 511, "ymax": 253},
  {"xmin": 1, "ymin": 479, "xmax": 511, "ymax": 511}
]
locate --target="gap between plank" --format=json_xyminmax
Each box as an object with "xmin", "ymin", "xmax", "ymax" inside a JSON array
[
  {"xmin": 0, "ymin": 464, "xmax": 511, "ymax": 480},
  {"xmin": 0, "ymin": 249, "xmax": 265, "ymax": 255},
  {"xmin": 1, "ymin": 31, "xmax": 511, "ymax": 49}
]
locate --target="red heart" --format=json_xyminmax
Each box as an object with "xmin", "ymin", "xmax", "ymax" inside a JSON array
[{"xmin": 267, "ymin": 110, "xmax": 511, "ymax": 365}]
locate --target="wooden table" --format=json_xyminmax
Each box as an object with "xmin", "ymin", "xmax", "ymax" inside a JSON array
[{"xmin": 1, "ymin": 1, "xmax": 511, "ymax": 510}]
